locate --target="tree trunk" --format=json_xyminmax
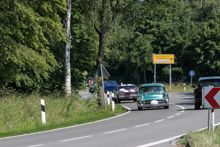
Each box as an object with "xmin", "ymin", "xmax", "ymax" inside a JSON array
[
  {"xmin": 65, "ymin": 0, "xmax": 71, "ymax": 97},
  {"xmin": 95, "ymin": 0, "xmax": 107, "ymax": 109}
]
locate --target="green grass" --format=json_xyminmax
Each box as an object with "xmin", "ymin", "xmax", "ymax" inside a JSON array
[
  {"xmin": 0, "ymin": 93, "xmax": 126, "ymax": 138},
  {"xmin": 178, "ymin": 127, "xmax": 220, "ymax": 147}
]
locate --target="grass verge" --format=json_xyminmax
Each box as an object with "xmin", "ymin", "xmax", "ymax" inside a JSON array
[
  {"xmin": 163, "ymin": 82, "xmax": 194, "ymax": 92},
  {"xmin": 0, "ymin": 92, "xmax": 126, "ymax": 138},
  {"xmin": 177, "ymin": 126, "xmax": 220, "ymax": 147}
]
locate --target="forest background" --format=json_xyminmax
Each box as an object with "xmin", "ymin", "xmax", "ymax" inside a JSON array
[{"xmin": 0, "ymin": 0, "xmax": 220, "ymax": 95}]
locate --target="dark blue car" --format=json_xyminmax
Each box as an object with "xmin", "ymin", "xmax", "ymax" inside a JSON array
[{"xmin": 89, "ymin": 80, "xmax": 118, "ymax": 93}]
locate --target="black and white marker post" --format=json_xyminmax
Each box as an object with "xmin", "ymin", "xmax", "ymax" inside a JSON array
[
  {"xmin": 107, "ymin": 91, "xmax": 110, "ymax": 105},
  {"xmin": 112, "ymin": 93, "xmax": 115, "ymax": 111},
  {"xmin": 41, "ymin": 99, "xmax": 46, "ymax": 124}
]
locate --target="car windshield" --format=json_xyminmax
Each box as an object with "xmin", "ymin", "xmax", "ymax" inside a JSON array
[
  {"xmin": 139, "ymin": 86, "xmax": 165, "ymax": 93},
  {"xmin": 105, "ymin": 81, "xmax": 115, "ymax": 85},
  {"xmin": 199, "ymin": 79, "xmax": 220, "ymax": 87},
  {"xmin": 119, "ymin": 86, "xmax": 136, "ymax": 91}
]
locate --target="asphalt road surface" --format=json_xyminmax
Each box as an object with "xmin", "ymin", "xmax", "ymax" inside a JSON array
[{"xmin": 1, "ymin": 92, "xmax": 220, "ymax": 147}]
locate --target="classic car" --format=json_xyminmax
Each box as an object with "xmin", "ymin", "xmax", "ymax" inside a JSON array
[
  {"xmin": 192, "ymin": 76, "xmax": 220, "ymax": 109},
  {"xmin": 137, "ymin": 83, "xmax": 169, "ymax": 110},
  {"xmin": 113, "ymin": 84, "xmax": 139, "ymax": 103},
  {"xmin": 89, "ymin": 80, "xmax": 118, "ymax": 93}
]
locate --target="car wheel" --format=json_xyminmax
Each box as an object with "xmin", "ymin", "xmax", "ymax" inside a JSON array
[
  {"xmin": 138, "ymin": 106, "xmax": 142, "ymax": 110},
  {"xmin": 117, "ymin": 98, "xmax": 121, "ymax": 103},
  {"xmin": 195, "ymin": 103, "xmax": 200, "ymax": 109},
  {"xmin": 164, "ymin": 106, "xmax": 169, "ymax": 109}
]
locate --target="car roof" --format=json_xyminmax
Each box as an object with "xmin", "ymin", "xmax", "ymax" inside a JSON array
[
  {"xmin": 199, "ymin": 76, "xmax": 220, "ymax": 81},
  {"xmin": 104, "ymin": 80, "xmax": 117, "ymax": 82},
  {"xmin": 140, "ymin": 83, "xmax": 164, "ymax": 87},
  {"xmin": 119, "ymin": 84, "xmax": 136, "ymax": 86}
]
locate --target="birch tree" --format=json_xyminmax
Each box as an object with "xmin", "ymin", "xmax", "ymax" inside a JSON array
[{"xmin": 65, "ymin": 0, "xmax": 72, "ymax": 96}]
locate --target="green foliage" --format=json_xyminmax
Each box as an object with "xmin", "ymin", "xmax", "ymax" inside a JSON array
[
  {"xmin": 0, "ymin": 0, "xmax": 67, "ymax": 92},
  {"xmin": 179, "ymin": 126, "xmax": 220, "ymax": 147},
  {"xmin": 0, "ymin": 0, "xmax": 220, "ymax": 93}
]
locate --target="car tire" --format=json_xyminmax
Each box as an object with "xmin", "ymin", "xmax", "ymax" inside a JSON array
[
  {"xmin": 117, "ymin": 98, "xmax": 121, "ymax": 103},
  {"xmin": 164, "ymin": 106, "xmax": 169, "ymax": 109},
  {"xmin": 195, "ymin": 103, "xmax": 200, "ymax": 109},
  {"xmin": 138, "ymin": 106, "xmax": 142, "ymax": 110}
]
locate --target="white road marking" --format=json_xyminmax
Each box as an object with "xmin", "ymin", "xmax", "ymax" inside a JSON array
[
  {"xmin": 154, "ymin": 119, "xmax": 165, "ymax": 123},
  {"xmin": 136, "ymin": 134, "xmax": 184, "ymax": 147},
  {"xmin": 136, "ymin": 122, "xmax": 220, "ymax": 147},
  {"xmin": 134, "ymin": 123, "xmax": 150, "ymax": 128},
  {"xmin": 167, "ymin": 116, "xmax": 174, "ymax": 119},
  {"xmin": 176, "ymin": 113, "xmax": 181, "ymax": 116},
  {"xmin": 175, "ymin": 105, "xmax": 185, "ymax": 112},
  {"xmin": 103, "ymin": 128, "xmax": 127, "ymax": 134},
  {"xmin": 60, "ymin": 135, "xmax": 92, "ymax": 142},
  {"xmin": 27, "ymin": 144, "xmax": 44, "ymax": 147}
]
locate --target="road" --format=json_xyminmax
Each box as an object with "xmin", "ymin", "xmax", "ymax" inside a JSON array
[{"xmin": 1, "ymin": 92, "xmax": 220, "ymax": 147}]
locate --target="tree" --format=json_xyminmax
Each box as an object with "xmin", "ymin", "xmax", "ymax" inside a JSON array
[
  {"xmin": 65, "ymin": 0, "xmax": 72, "ymax": 96},
  {"xmin": 0, "ymin": 0, "xmax": 66, "ymax": 92},
  {"xmin": 81, "ymin": 0, "xmax": 136, "ymax": 108}
]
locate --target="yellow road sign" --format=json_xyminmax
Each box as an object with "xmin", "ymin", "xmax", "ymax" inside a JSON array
[
  {"xmin": 83, "ymin": 71, "xmax": 88, "ymax": 76},
  {"xmin": 152, "ymin": 54, "xmax": 174, "ymax": 64}
]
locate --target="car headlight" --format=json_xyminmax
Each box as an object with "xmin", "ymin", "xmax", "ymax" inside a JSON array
[{"xmin": 138, "ymin": 96, "xmax": 142, "ymax": 100}]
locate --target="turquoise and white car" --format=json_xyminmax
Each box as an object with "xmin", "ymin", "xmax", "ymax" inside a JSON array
[{"xmin": 137, "ymin": 83, "xmax": 169, "ymax": 110}]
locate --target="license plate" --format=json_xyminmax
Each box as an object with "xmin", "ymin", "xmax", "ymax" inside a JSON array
[{"xmin": 151, "ymin": 100, "xmax": 158, "ymax": 104}]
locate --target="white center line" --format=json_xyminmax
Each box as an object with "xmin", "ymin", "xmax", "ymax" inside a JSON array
[
  {"xmin": 104, "ymin": 128, "xmax": 127, "ymax": 134},
  {"xmin": 134, "ymin": 123, "xmax": 150, "ymax": 128},
  {"xmin": 167, "ymin": 116, "xmax": 175, "ymax": 119},
  {"xmin": 27, "ymin": 144, "xmax": 44, "ymax": 147},
  {"xmin": 154, "ymin": 119, "xmax": 165, "ymax": 123},
  {"xmin": 60, "ymin": 135, "xmax": 92, "ymax": 142},
  {"xmin": 176, "ymin": 113, "xmax": 181, "ymax": 116}
]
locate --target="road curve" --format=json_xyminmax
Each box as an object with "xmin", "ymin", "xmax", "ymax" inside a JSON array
[{"xmin": 1, "ymin": 92, "xmax": 220, "ymax": 147}]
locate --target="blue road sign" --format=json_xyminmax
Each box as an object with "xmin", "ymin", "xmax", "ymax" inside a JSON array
[{"xmin": 189, "ymin": 71, "xmax": 195, "ymax": 76}]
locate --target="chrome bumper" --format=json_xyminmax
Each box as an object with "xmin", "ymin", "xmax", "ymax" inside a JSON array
[{"xmin": 137, "ymin": 100, "xmax": 169, "ymax": 108}]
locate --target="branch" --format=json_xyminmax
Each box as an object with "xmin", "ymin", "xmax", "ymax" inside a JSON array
[{"xmin": 94, "ymin": 25, "xmax": 101, "ymax": 35}]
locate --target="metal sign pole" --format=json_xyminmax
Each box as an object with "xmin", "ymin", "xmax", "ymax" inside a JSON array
[
  {"xmin": 211, "ymin": 108, "xmax": 215, "ymax": 131},
  {"xmin": 191, "ymin": 76, "xmax": 192, "ymax": 86},
  {"xmin": 100, "ymin": 64, "xmax": 106, "ymax": 110},
  {"xmin": 154, "ymin": 64, "xmax": 156, "ymax": 83},
  {"xmin": 169, "ymin": 64, "xmax": 172, "ymax": 90},
  {"xmin": 208, "ymin": 108, "xmax": 210, "ymax": 132}
]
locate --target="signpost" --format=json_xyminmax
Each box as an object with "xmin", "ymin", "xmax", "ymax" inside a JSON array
[
  {"xmin": 83, "ymin": 71, "xmax": 88, "ymax": 88},
  {"xmin": 202, "ymin": 87, "xmax": 220, "ymax": 132},
  {"xmin": 152, "ymin": 54, "xmax": 174, "ymax": 64},
  {"xmin": 89, "ymin": 80, "xmax": 93, "ymax": 86},
  {"xmin": 189, "ymin": 71, "xmax": 195, "ymax": 86},
  {"xmin": 95, "ymin": 64, "xmax": 110, "ymax": 110},
  {"xmin": 152, "ymin": 54, "xmax": 174, "ymax": 90}
]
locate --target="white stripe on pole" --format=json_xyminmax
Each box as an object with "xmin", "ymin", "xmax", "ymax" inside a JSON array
[{"xmin": 41, "ymin": 99, "xmax": 46, "ymax": 124}]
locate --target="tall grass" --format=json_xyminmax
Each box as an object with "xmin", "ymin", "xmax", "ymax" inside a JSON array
[
  {"xmin": 0, "ymin": 93, "xmax": 126, "ymax": 138},
  {"xmin": 179, "ymin": 127, "xmax": 220, "ymax": 147},
  {"xmin": 163, "ymin": 82, "xmax": 194, "ymax": 92}
]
